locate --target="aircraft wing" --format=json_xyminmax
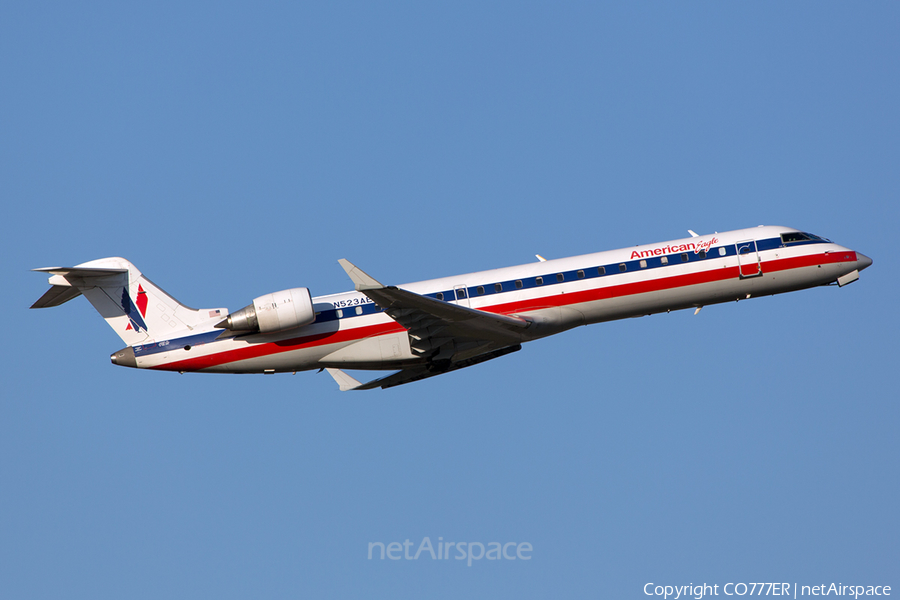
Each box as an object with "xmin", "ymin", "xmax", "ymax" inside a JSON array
[
  {"xmin": 330, "ymin": 259, "xmax": 531, "ymax": 390},
  {"xmin": 338, "ymin": 259, "xmax": 531, "ymax": 358},
  {"xmin": 326, "ymin": 344, "xmax": 522, "ymax": 391}
]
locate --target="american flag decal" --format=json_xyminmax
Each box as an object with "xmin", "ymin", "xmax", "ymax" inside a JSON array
[{"xmin": 209, "ymin": 309, "xmax": 221, "ymax": 317}]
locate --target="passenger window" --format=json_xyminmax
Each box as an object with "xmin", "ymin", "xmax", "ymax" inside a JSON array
[
  {"xmin": 698, "ymin": 250, "xmax": 706, "ymax": 259},
  {"xmin": 535, "ymin": 277, "xmax": 543, "ymax": 285},
  {"xmin": 495, "ymin": 283, "xmax": 503, "ymax": 292},
  {"xmin": 477, "ymin": 286, "xmax": 485, "ymax": 295},
  {"xmin": 639, "ymin": 260, "xmax": 647, "ymax": 269},
  {"xmin": 577, "ymin": 270, "xmax": 585, "ymax": 279},
  {"xmin": 661, "ymin": 256, "xmax": 668, "ymax": 265},
  {"xmin": 718, "ymin": 247, "xmax": 726, "ymax": 256},
  {"xmin": 457, "ymin": 288, "xmax": 467, "ymax": 299},
  {"xmin": 336, "ymin": 309, "xmax": 343, "ymax": 318},
  {"xmin": 436, "ymin": 292, "xmax": 444, "ymax": 301},
  {"xmin": 619, "ymin": 263, "xmax": 627, "ymax": 272},
  {"xmin": 681, "ymin": 253, "xmax": 688, "ymax": 263},
  {"xmin": 598, "ymin": 266, "xmax": 606, "ymax": 275},
  {"xmin": 515, "ymin": 280, "xmax": 523, "ymax": 289},
  {"xmin": 556, "ymin": 273, "xmax": 564, "ymax": 282},
  {"xmin": 355, "ymin": 306, "xmax": 363, "ymax": 315}
]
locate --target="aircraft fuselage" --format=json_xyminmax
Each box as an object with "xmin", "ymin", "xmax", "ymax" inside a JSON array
[{"xmin": 107, "ymin": 225, "xmax": 870, "ymax": 381}]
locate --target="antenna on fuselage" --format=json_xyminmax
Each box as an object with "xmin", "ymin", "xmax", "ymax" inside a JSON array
[{"xmin": 688, "ymin": 230, "xmax": 699, "ymax": 238}]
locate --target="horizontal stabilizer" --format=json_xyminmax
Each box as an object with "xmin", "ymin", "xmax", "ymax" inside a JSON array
[
  {"xmin": 30, "ymin": 285, "xmax": 83, "ymax": 308},
  {"xmin": 31, "ymin": 266, "xmax": 130, "ymax": 308},
  {"xmin": 33, "ymin": 266, "xmax": 128, "ymax": 277}
]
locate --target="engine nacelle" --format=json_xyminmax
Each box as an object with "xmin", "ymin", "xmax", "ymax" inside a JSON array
[{"xmin": 216, "ymin": 287, "xmax": 315, "ymax": 333}]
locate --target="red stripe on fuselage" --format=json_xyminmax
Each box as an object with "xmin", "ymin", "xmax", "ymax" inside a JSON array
[
  {"xmin": 153, "ymin": 321, "xmax": 406, "ymax": 371},
  {"xmin": 153, "ymin": 250, "xmax": 855, "ymax": 372}
]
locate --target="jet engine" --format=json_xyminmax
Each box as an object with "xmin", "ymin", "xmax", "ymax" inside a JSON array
[{"xmin": 216, "ymin": 288, "xmax": 315, "ymax": 333}]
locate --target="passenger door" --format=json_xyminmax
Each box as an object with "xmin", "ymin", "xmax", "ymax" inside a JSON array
[
  {"xmin": 736, "ymin": 239, "xmax": 762, "ymax": 278},
  {"xmin": 453, "ymin": 285, "xmax": 470, "ymax": 308}
]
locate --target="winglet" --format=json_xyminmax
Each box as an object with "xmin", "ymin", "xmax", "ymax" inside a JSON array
[
  {"xmin": 338, "ymin": 259, "xmax": 384, "ymax": 291},
  {"xmin": 325, "ymin": 368, "xmax": 364, "ymax": 391}
]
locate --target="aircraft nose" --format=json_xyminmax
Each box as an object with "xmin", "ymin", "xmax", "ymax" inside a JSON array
[{"xmin": 856, "ymin": 252, "xmax": 873, "ymax": 272}]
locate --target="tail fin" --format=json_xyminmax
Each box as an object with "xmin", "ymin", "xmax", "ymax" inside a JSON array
[{"xmin": 31, "ymin": 257, "xmax": 227, "ymax": 346}]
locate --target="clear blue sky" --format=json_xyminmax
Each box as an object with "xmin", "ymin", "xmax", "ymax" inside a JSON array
[{"xmin": 2, "ymin": 2, "xmax": 897, "ymax": 598}]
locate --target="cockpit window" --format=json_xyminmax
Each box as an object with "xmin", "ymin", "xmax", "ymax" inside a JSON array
[
  {"xmin": 781, "ymin": 232, "xmax": 810, "ymax": 244},
  {"xmin": 781, "ymin": 231, "xmax": 831, "ymax": 244}
]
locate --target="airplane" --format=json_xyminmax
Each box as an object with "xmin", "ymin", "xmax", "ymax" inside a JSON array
[{"xmin": 31, "ymin": 225, "xmax": 872, "ymax": 390}]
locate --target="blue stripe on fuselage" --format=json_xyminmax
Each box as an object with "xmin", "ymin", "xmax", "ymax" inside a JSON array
[
  {"xmin": 314, "ymin": 236, "xmax": 808, "ymax": 324},
  {"xmin": 137, "ymin": 235, "xmax": 825, "ymax": 351},
  {"xmin": 133, "ymin": 330, "xmax": 223, "ymax": 357}
]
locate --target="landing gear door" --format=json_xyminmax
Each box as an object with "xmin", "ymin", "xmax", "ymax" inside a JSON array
[{"xmin": 736, "ymin": 239, "xmax": 762, "ymax": 278}]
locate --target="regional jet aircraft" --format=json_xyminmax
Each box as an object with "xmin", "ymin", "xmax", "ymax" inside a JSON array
[{"xmin": 32, "ymin": 226, "xmax": 871, "ymax": 390}]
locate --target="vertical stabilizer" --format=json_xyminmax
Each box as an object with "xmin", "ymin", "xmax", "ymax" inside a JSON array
[{"xmin": 31, "ymin": 257, "xmax": 227, "ymax": 346}]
